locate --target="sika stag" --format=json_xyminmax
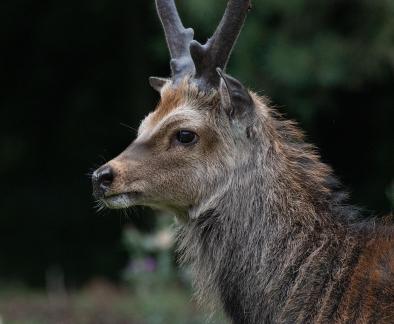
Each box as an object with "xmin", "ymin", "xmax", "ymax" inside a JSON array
[{"xmin": 92, "ymin": 0, "xmax": 394, "ymax": 322}]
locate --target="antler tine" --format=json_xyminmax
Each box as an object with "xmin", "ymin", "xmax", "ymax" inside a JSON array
[
  {"xmin": 190, "ymin": 0, "xmax": 251, "ymax": 89},
  {"xmin": 155, "ymin": 0, "xmax": 195, "ymax": 82}
]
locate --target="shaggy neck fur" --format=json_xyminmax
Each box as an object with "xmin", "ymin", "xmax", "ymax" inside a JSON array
[{"xmin": 176, "ymin": 93, "xmax": 364, "ymax": 323}]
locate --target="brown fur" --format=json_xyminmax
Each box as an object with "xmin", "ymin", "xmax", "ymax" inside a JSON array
[
  {"xmin": 336, "ymin": 231, "xmax": 394, "ymax": 323},
  {"xmin": 150, "ymin": 85, "xmax": 186, "ymax": 124}
]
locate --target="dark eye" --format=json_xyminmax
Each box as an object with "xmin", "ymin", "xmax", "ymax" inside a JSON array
[{"xmin": 176, "ymin": 130, "xmax": 198, "ymax": 145}]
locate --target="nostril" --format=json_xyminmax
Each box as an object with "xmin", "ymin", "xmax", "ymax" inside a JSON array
[
  {"xmin": 92, "ymin": 166, "xmax": 114, "ymax": 198},
  {"xmin": 99, "ymin": 168, "xmax": 114, "ymax": 187},
  {"xmin": 98, "ymin": 166, "xmax": 114, "ymax": 188}
]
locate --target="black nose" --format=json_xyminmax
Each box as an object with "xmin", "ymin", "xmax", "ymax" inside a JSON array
[{"xmin": 92, "ymin": 165, "xmax": 114, "ymax": 198}]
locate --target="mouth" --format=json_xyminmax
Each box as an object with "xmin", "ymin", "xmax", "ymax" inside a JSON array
[{"xmin": 100, "ymin": 192, "xmax": 142, "ymax": 209}]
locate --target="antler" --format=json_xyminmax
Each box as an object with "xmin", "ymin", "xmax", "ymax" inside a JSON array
[
  {"xmin": 155, "ymin": 0, "xmax": 195, "ymax": 83},
  {"xmin": 190, "ymin": 0, "xmax": 251, "ymax": 89},
  {"xmin": 154, "ymin": 0, "xmax": 251, "ymax": 90}
]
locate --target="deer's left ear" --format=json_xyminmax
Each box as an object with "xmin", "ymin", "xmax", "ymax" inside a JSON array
[
  {"xmin": 217, "ymin": 68, "xmax": 254, "ymax": 120},
  {"xmin": 149, "ymin": 76, "xmax": 169, "ymax": 93}
]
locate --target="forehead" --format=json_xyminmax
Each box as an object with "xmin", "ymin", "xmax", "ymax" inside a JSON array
[
  {"xmin": 139, "ymin": 82, "xmax": 218, "ymax": 134},
  {"xmin": 150, "ymin": 85, "xmax": 187, "ymax": 125}
]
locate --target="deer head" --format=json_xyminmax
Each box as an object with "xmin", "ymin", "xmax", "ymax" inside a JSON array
[{"xmin": 92, "ymin": 0, "xmax": 270, "ymax": 218}]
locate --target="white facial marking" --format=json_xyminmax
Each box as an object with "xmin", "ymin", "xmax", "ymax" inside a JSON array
[{"xmin": 103, "ymin": 194, "xmax": 135, "ymax": 209}]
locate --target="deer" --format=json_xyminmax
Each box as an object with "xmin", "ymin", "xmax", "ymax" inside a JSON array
[{"xmin": 91, "ymin": 0, "xmax": 394, "ymax": 322}]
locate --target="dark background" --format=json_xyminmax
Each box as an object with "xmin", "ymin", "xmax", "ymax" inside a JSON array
[{"xmin": 1, "ymin": 0, "xmax": 393, "ymax": 287}]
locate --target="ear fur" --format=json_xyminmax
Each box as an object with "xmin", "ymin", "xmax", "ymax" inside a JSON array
[
  {"xmin": 217, "ymin": 68, "xmax": 254, "ymax": 120},
  {"xmin": 149, "ymin": 77, "xmax": 169, "ymax": 93}
]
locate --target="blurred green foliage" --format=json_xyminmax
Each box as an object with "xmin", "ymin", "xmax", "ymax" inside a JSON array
[{"xmin": 0, "ymin": 0, "xmax": 393, "ymax": 287}]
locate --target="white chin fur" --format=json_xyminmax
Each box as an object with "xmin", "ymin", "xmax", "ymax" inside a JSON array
[{"xmin": 102, "ymin": 194, "xmax": 134, "ymax": 209}]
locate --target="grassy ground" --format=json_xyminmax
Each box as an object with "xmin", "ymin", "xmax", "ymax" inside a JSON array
[{"xmin": 0, "ymin": 280, "xmax": 227, "ymax": 324}]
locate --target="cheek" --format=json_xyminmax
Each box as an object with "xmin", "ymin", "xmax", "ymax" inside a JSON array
[{"xmin": 147, "ymin": 156, "xmax": 203, "ymax": 201}]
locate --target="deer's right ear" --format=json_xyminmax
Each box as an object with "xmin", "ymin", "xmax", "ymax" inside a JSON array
[
  {"xmin": 149, "ymin": 77, "xmax": 169, "ymax": 93},
  {"xmin": 217, "ymin": 68, "xmax": 254, "ymax": 120}
]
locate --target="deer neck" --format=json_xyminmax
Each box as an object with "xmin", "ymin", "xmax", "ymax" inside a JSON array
[{"xmin": 177, "ymin": 138, "xmax": 349, "ymax": 321}]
